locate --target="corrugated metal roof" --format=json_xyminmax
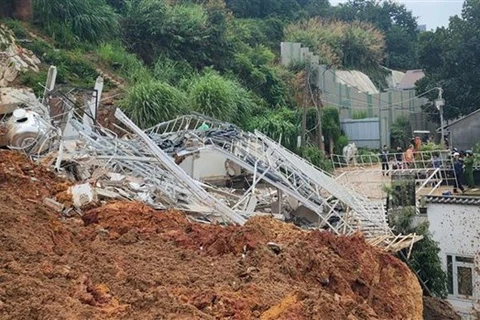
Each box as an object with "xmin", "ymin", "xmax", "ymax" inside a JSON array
[
  {"xmin": 384, "ymin": 68, "xmax": 405, "ymax": 89},
  {"xmin": 396, "ymin": 70, "xmax": 425, "ymax": 90},
  {"xmin": 425, "ymin": 195, "xmax": 480, "ymax": 206},
  {"xmin": 335, "ymin": 70, "xmax": 379, "ymax": 94}
]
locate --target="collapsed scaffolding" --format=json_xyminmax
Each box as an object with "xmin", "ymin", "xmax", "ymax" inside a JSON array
[{"xmin": 3, "ymin": 72, "xmax": 422, "ymax": 252}]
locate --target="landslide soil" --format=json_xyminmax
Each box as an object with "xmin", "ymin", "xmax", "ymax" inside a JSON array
[{"xmin": 0, "ymin": 150, "xmax": 424, "ymax": 319}]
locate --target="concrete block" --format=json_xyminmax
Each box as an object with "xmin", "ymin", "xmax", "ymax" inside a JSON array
[{"xmin": 70, "ymin": 183, "xmax": 97, "ymax": 208}]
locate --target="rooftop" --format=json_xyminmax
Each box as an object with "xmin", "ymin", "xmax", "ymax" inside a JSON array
[
  {"xmin": 425, "ymin": 195, "xmax": 480, "ymax": 206},
  {"xmin": 396, "ymin": 69, "xmax": 425, "ymax": 90}
]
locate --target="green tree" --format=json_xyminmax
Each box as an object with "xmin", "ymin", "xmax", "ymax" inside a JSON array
[
  {"xmin": 391, "ymin": 115, "xmax": 411, "ymax": 148},
  {"xmin": 333, "ymin": 0, "xmax": 419, "ymax": 70},
  {"xmin": 391, "ymin": 208, "xmax": 447, "ymax": 298},
  {"xmin": 321, "ymin": 106, "xmax": 341, "ymax": 155},
  {"xmin": 285, "ymin": 18, "xmax": 386, "ymax": 70},
  {"xmin": 417, "ymin": 0, "xmax": 480, "ymax": 121}
]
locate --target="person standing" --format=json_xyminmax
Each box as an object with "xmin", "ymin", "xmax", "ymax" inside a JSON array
[
  {"xmin": 453, "ymin": 152, "xmax": 465, "ymax": 193},
  {"xmin": 464, "ymin": 151, "xmax": 475, "ymax": 188},
  {"xmin": 404, "ymin": 145, "xmax": 414, "ymax": 168},
  {"xmin": 380, "ymin": 145, "xmax": 389, "ymax": 176}
]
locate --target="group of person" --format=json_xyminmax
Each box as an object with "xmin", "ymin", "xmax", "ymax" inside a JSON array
[
  {"xmin": 379, "ymin": 144, "xmax": 475, "ymax": 193},
  {"xmin": 379, "ymin": 144, "xmax": 416, "ymax": 175}
]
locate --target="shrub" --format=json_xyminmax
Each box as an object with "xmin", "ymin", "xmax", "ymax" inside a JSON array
[
  {"xmin": 285, "ymin": 18, "xmax": 385, "ymax": 70},
  {"xmin": 153, "ymin": 55, "xmax": 196, "ymax": 88},
  {"xmin": 246, "ymin": 107, "xmax": 299, "ymax": 150},
  {"xmin": 335, "ymin": 135, "xmax": 349, "ymax": 154},
  {"xmin": 391, "ymin": 115, "xmax": 412, "ymax": 149},
  {"xmin": 390, "ymin": 207, "xmax": 448, "ymax": 297},
  {"xmin": 188, "ymin": 70, "xmax": 254, "ymax": 124},
  {"xmin": 299, "ymin": 145, "xmax": 334, "ymax": 172},
  {"xmin": 120, "ymin": 81, "xmax": 189, "ymax": 128}
]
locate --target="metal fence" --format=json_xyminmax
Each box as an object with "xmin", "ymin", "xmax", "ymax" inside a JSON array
[{"xmin": 340, "ymin": 118, "xmax": 380, "ymax": 149}]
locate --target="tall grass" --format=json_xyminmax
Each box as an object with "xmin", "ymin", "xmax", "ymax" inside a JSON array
[
  {"xmin": 33, "ymin": 0, "xmax": 118, "ymax": 45},
  {"xmin": 96, "ymin": 42, "xmax": 151, "ymax": 84},
  {"xmin": 120, "ymin": 81, "xmax": 189, "ymax": 128},
  {"xmin": 153, "ymin": 54, "xmax": 196, "ymax": 89},
  {"xmin": 188, "ymin": 70, "xmax": 255, "ymax": 123}
]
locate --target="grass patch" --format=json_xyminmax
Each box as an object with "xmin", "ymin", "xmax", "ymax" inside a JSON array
[{"xmin": 96, "ymin": 42, "xmax": 151, "ymax": 84}]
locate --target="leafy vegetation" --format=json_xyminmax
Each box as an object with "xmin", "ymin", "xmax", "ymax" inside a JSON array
[
  {"xmin": 96, "ymin": 42, "xmax": 151, "ymax": 84},
  {"xmin": 285, "ymin": 18, "xmax": 385, "ymax": 70},
  {"xmin": 390, "ymin": 115, "xmax": 412, "ymax": 148},
  {"xmin": 390, "ymin": 207, "xmax": 447, "ymax": 298},
  {"xmin": 299, "ymin": 145, "xmax": 334, "ymax": 172},
  {"xmin": 120, "ymin": 81, "xmax": 188, "ymax": 128},
  {"xmin": 33, "ymin": 0, "xmax": 118, "ymax": 46},
  {"xmin": 321, "ymin": 106, "xmax": 341, "ymax": 155},
  {"xmin": 246, "ymin": 108, "xmax": 299, "ymax": 151},
  {"xmin": 416, "ymin": 0, "xmax": 480, "ymax": 121},
  {"xmin": 189, "ymin": 70, "xmax": 255, "ymax": 124},
  {"xmin": 333, "ymin": 0, "xmax": 419, "ymax": 70}
]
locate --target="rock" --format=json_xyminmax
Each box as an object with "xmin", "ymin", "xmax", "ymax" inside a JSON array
[{"xmin": 267, "ymin": 242, "xmax": 282, "ymax": 254}]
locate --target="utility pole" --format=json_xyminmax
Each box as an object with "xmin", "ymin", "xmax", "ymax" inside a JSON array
[
  {"xmin": 315, "ymin": 84, "xmax": 324, "ymax": 154},
  {"xmin": 300, "ymin": 63, "xmax": 308, "ymax": 148},
  {"xmin": 435, "ymin": 88, "xmax": 445, "ymax": 149}
]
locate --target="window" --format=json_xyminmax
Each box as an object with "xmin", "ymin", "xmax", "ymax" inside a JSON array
[{"xmin": 446, "ymin": 254, "xmax": 475, "ymax": 298}]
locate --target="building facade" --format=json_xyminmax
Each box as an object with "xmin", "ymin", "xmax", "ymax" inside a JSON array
[{"xmin": 426, "ymin": 196, "xmax": 480, "ymax": 319}]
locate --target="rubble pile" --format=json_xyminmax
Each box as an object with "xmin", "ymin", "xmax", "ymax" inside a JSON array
[
  {"xmin": 0, "ymin": 24, "xmax": 40, "ymax": 87},
  {"xmin": 0, "ymin": 150, "xmax": 424, "ymax": 319}
]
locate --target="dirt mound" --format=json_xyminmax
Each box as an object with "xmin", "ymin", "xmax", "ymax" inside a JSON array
[
  {"xmin": 423, "ymin": 296, "xmax": 461, "ymax": 320},
  {"xmin": 0, "ymin": 150, "xmax": 425, "ymax": 319}
]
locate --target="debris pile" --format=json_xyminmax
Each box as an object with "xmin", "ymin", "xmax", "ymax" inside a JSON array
[{"xmin": 0, "ymin": 150, "xmax": 424, "ymax": 319}]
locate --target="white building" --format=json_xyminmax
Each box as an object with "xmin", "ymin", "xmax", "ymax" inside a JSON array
[{"xmin": 425, "ymin": 195, "xmax": 480, "ymax": 319}]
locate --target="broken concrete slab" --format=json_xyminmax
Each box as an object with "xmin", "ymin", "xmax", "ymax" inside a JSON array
[
  {"xmin": 95, "ymin": 188, "xmax": 123, "ymax": 200},
  {"xmin": 0, "ymin": 88, "xmax": 39, "ymax": 114}
]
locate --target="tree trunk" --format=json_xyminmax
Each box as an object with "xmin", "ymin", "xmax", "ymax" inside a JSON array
[
  {"xmin": 12, "ymin": 0, "xmax": 33, "ymax": 21},
  {"xmin": 329, "ymin": 136, "xmax": 334, "ymax": 155}
]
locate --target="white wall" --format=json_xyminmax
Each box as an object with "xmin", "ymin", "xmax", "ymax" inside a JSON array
[
  {"xmin": 179, "ymin": 149, "xmax": 228, "ymax": 181},
  {"xmin": 427, "ymin": 203, "xmax": 480, "ymax": 318}
]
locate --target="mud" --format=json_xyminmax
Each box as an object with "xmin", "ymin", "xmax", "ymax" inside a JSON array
[{"xmin": 0, "ymin": 150, "xmax": 431, "ymax": 319}]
